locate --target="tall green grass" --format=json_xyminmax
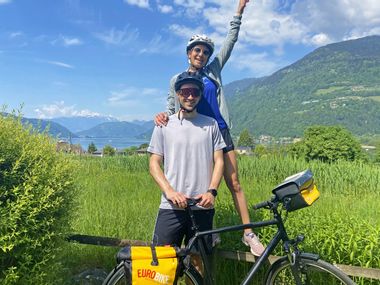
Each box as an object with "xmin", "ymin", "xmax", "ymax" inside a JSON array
[{"xmin": 63, "ymin": 155, "xmax": 380, "ymax": 284}]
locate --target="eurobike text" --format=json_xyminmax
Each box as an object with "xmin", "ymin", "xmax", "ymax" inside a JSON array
[{"xmin": 137, "ymin": 268, "xmax": 170, "ymax": 284}]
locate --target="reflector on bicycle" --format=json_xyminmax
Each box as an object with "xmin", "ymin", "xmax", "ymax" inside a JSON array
[{"xmin": 272, "ymin": 169, "xmax": 320, "ymax": 212}]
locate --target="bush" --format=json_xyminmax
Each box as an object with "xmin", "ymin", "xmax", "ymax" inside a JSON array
[
  {"xmin": 288, "ymin": 125, "xmax": 367, "ymax": 162},
  {"xmin": 0, "ymin": 114, "xmax": 77, "ymax": 284},
  {"xmin": 102, "ymin": 145, "xmax": 116, "ymax": 156}
]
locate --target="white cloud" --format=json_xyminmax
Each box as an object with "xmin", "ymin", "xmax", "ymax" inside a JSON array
[
  {"xmin": 169, "ymin": 24, "xmax": 204, "ymax": 40},
  {"xmin": 62, "ymin": 36, "xmax": 83, "ymax": 46},
  {"xmin": 94, "ymin": 27, "xmax": 139, "ymax": 46},
  {"xmin": 107, "ymin": 87, "xmax": 166, "ymax": 120},
  {"xmin": 108, "ymin": 87, "xmax": 163, "ymax": 106},
  {"xmin": 0, "ymin": 0, "xmax": 11, "ymax": 4},
  {"xmin": 139, "ymin": 35, "xmax": 167, "ymax": 54},
  {"xmin": 51, "ymin": 35, "xmax": 83, "ymax": 47},
  {"xmin": 47, "ymin": 60, "xmax": 74, "ymax": 69},
  {"xmin": 165, "ymin": 0, "xmax": 380, "ymax": 77},
  {"xmin": 291, "ymin": 0, "xmax": 380, "ymax": 43},
  {"xmin": 309, "ymin": 33, "xmax": 333, "ymax": 46},
  {"xmin": 173, "ymin": 0, "xmax": 204, "ymax": 13},
  {"xmin": 172, "ymin": 0, "xmax": 379, "ymax": 49},
  {"xmin": 10, "ymin": 31, "xmax": 23, "ymax": 38},
  {"xmin": 124, "ymin": 0, "xmax": 150, "ymax": 9},
  {"xmin": 231, "ymin": 51, "xmax": 288, "ymax": 77},
  {"xmin": 158, "ymin": 4, "xmax": 173, "ymax": 13},
  {"xmin": 34, "ymin": 101, "xmax": 101, "ymax": 119}
]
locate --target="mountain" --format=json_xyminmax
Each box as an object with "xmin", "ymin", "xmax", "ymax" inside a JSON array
[
  {"xmin": 50, "ymin": 115, "xmax": 118, "ymax": 133},
  {"xmin": 10, "ymin": 115, "xmax": 76, "ymax": 138},
  {"xmin": 227, "ymin": 35, "xmax": 380, "ymax": 137},
  {"xmin": 224, "ymin": 77, "xmax": 262, "ymax": 99},
  {"xmin": 76, "ymin": 120, "xmax": 154, "ymax": 138}
]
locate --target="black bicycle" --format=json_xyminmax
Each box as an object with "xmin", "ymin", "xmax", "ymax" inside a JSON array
[{"xmin": 103, "ymin": 169, "xmax": 356, "ymax": 285}]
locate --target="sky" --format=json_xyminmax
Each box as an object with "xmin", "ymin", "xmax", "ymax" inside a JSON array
[{"xmin": 1, "ymin": 0, "xmax": 379, "ymax": 121}]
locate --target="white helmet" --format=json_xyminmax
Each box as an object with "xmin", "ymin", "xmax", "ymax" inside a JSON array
[{"xmin": 186, "ymin": 34, "xmax": 214, "ymax": 56}]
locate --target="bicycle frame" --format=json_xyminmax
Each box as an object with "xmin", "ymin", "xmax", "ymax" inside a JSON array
[{"xmin": 184, "ymin": 203, "xmax": 294, "ymax": 285}]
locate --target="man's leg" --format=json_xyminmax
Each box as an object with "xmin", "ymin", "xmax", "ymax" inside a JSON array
[
  {"xmin": 184, "ymin": 209, "xmax": 214, "ymax": 277},
  {"xmin": 152, "ymin": 209, "xmax": 186, "ymax": 246}
]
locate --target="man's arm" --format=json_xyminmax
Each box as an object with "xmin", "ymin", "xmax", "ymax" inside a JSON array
[
  {"xmin": 149, "ymin": 153, "xmax": 188, "ymax": 208},
  {"xmin": 154, "ymin": 76, "xmax": 177, "ymax": 126},
  {"xmin": 197, "ymin": 149, "xmax": 224, "ymax": 208}
]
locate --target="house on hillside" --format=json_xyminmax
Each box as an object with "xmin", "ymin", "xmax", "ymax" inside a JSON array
[
  {"xmin": 235, "ymin": 146, "xmax": 252, "ymax": 155},
  {"xmin": 56, "ymin": 140, "xmax": 84, "ymax": 155},
  {"xmin": 136, "ymin": 148, "xmax": 148, "ymax": 156}
]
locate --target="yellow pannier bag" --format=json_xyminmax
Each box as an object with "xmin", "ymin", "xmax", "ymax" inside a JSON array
[{"xmin": 116, "ymin": 245, "xmax": 180, "ymax": 285}]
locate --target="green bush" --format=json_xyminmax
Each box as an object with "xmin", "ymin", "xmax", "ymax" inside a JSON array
[
  {"xmin": 288, "ymin": 125, "xmax": 367, "ymax": 162},
  {"xmin": 0, "ymin": 114, "xmax": 77, "ymax": 284}
]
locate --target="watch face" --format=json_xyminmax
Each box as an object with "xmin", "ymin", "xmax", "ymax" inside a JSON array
[{"xmin": 208, "ymin": 189, "xmax": 217, "ymax": 197}]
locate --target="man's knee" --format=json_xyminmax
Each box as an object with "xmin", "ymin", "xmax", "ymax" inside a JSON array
[{"xmin": 190, "ymin": 254, "xmax": 204, "ymax": 275}]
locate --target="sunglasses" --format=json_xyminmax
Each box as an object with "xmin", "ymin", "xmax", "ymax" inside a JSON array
[
  {"xmin": 192, "ymin": 47, "xmax": 210, "ymax": 57},
  {"xmin": 178, "ymin": 87, "xmax": 201, "ymax": 98}
]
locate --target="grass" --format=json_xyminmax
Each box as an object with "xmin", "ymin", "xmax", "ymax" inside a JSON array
[{"xmin": 62, "ymin": 154, "xmax": 380, "ymax": 284}]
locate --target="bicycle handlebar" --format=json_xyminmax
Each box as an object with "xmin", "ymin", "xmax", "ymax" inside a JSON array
[
  {"xmin": 186, "ymin": 198, "xmax": 202, "ymax": 207},
  {"xmin": 253, "ymin": 200, "xmax": 271, "ymax": 210}
]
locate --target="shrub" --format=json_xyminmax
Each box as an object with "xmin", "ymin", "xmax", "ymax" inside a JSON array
[
  {"xmin": 0, "ymin": 114, "xmax": 77, "ymax": 284},
  {"xmin": 102, "ymin": 145, "xmax": 116, "ymax": 156},
  {"xmin": 288, "ymin": 125, "xmax": 367, "ymax": 162}
]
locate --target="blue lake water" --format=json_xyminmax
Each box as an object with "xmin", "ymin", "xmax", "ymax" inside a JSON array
[{"xmin": 70, "ymin": 137, "xmax": 149, "ymax": 150}]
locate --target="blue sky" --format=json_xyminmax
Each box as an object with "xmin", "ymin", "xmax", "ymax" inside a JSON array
[{"xmin": 1, "ymin": 0, "xmax": 379, "ymax": 121}]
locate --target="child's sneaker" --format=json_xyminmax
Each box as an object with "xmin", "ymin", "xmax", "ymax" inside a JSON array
[{"xmin": 242, "ymin": 232, "xmax": 265, "ymax": 256}]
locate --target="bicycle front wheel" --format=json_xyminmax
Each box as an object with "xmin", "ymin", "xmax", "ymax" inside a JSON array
[
  {"xmin": 265, "ymin": 256, "xmax": 356, "ymax": 285},
  {"xmin": 102, "ymin": 262, "xmax": 203, "ymax": 285}
]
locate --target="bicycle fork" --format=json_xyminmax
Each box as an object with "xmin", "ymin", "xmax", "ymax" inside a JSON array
[{"xmin": 284, "ymin": 235, "xmax": 306, "ymax": 285}]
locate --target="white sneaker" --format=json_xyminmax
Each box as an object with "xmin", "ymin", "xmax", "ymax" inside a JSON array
[{"xmin": 242, "ymin": 232, "xmax": 265, "ymax": 257}]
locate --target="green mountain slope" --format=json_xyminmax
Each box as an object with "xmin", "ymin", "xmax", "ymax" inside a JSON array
[
  {"xmin": 21, "ymin": 117, "xmax": 76, "ymax": 138},
  {"xmin": 227, "ymin": 35, "xmax": 380, "ymax": 137},
  {"xmin": 76, "ymin": 121, "xmax": 153, "ymax": 138}
]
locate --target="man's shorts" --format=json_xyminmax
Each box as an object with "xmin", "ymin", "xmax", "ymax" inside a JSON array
[
  {"xmin": 152, "ymin": 208, "xmax": 214, "ymax": 250},
  {"xmin": 220, "ymin": 128, "xmax": 235, "ymax": 153}
]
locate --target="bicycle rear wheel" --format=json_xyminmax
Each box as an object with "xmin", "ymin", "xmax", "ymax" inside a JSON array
[
  {"xmin": 102, "ymin": 262, "xmax": 203, "ymax": 285},
  {"xmin": 265, "ymin": 256, "xmax": 356, "ymax": 285}
]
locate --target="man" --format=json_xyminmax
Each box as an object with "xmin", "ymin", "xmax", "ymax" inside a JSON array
[{"xmin": 148, "ymin": 72, "xmax": 225, "ymax": 269}]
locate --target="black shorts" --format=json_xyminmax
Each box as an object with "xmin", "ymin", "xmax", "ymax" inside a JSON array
[
  {"xmin": 220, "ymin": 128, "xmax": 235, "ymax": 153},
  {"xmin": 152, "ymin": 208, "xmax": 214, "ymax": 249}
]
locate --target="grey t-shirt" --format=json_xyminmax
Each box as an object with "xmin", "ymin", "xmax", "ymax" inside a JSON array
[{"xmin": 148, "ymin": 113, "xmax": 226, "ymax": 210}]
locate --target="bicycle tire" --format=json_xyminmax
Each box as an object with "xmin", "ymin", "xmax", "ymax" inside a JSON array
[
  {"xmin": 265, "ymin": 255, "xmax": 356, "ymax": 285},
  {"xmin": 102, "ymin": 261, "xmax": 203, "ymax": 285}
]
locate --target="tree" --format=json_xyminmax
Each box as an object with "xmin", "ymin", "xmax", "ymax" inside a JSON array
[
  {"xmin": 138, "ymin": 143, "xmax": 149, "ymax": 149},
  {"xmin": 237, "ymin": 129, "xmax": 254, "ymax": 147},
  {"xmin": 0, "ymin": 113, "xmax": 77, "ymax": 283},
  {"xmin": 375, "ymin": 143, "xmax": 380, "ymax": 164},
  {"xmin": 87, "ymin": 142, "xmax": 97, "ymax": 154},
  {"xmin": 290, "ymin": 125, "xmax": 367, "ymax": 163},
  {"xmin": 103, "ymin": 145, "xmax": 116, "ymax": 156},
  {"xmin": 124, "ymin": 146, "xmax": 138, "ymax": 155},
  {"xmin": 253, "ymin": 144, "xmax": 267, "ymax": 157}
]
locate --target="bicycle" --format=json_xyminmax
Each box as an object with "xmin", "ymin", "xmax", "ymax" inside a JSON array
[{"xmin": 103, "ymin": 169, "xmax": 356, "ymax": 285}]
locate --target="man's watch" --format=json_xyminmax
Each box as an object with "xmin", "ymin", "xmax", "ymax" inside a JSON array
[{"xmin": 207, "ymin": 189, "xmax": 218, "ymax": 197}]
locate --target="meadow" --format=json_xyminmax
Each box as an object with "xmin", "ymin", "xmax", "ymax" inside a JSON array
[{"xmin": 63, "ymin": 154, "xmax": 380, "ymax": 284}]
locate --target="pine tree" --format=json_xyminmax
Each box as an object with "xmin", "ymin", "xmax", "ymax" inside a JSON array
[
  {"xmin": 237, "ymin": 129, "xmax": 254, "ymax": 147},
  {"xmin": 87, "ymin": 142, "xmax": 97, "ymax": 154}
]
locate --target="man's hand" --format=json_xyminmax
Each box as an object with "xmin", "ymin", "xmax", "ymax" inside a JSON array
[
  {"xmin": 195, "ymin": 192, "xmax": 215, "ymax": 208},
  {"xmin": 166, "ymin": 191, "xmax": 188, "ymax": 209},
  {"xmin": 154, "ymin": 112, "xmax": 169, "ymax": 126}
]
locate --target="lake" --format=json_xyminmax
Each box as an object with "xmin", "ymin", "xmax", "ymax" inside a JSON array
[{"xmin": 70, "ymin": 137, "xmax": 149, "ymax": 151}]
